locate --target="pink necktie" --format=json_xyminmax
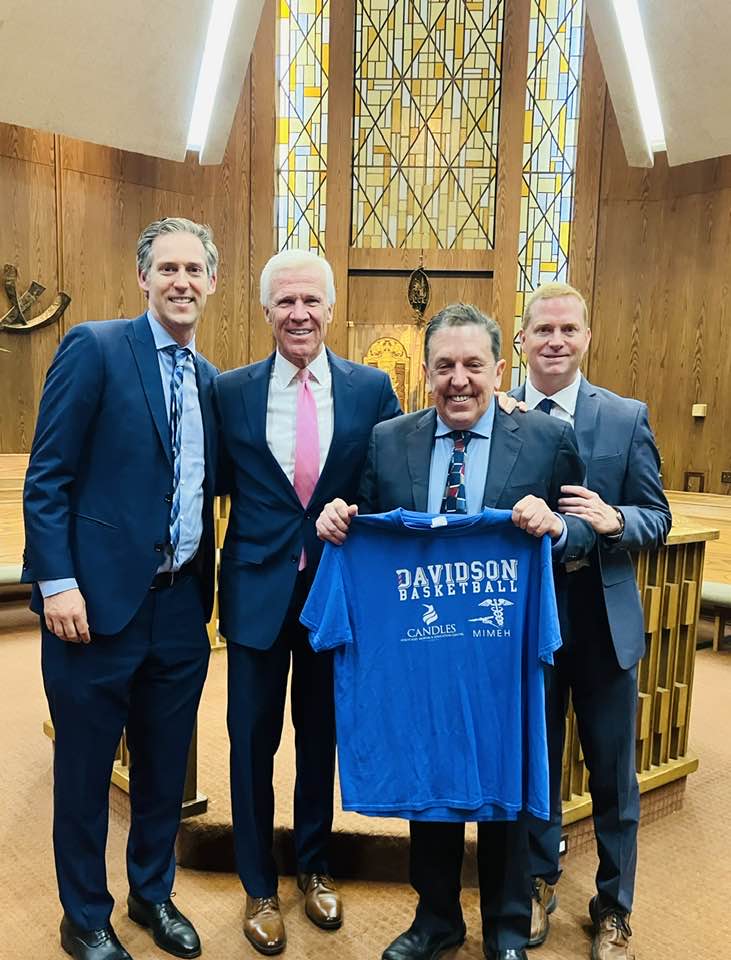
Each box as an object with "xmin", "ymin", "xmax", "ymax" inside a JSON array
[{"xmin": 293, "ymin": 368, "xmax": 320, "ymax": 569}]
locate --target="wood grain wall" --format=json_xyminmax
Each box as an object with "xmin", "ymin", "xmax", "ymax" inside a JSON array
[
  {"xmin": 0, "ymin": 85, "xmax": 252, "ymax": 453},
  {"xmin": 585, "ymin": 101, "xmax": 731, "ymax": 495}
]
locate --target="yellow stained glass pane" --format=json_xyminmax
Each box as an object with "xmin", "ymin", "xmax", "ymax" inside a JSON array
[
  {"xmin": 512, "ymin": 0, "xmax": 584, "ymax": 386},
  {"xmin": 352, "ymin": 0, "xmax": 505, "ymax": 250},
  {"xmin": 275, "ymin": 0, "xmax": 329, "ymax": 254}
]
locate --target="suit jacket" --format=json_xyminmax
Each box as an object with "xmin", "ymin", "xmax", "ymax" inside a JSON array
[
  {"xmin": 214, "ymin": 348, "xmax": 401, "ymax": 649},
  {"xmin": 511, "ymin": 377, "xmax": 671, "ymax": 668},
  {"xmin": 358, "ymin": 404, "xmax": 595, "ymax": 564},
  {"xmin": 22, "ymin": 314, "xmax": 218, "ymax": 633}
]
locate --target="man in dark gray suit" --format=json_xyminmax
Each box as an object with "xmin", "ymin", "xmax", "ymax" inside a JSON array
[
  {"xmin": 317, "ymin": 304, "xmax": 595, "ymax": 960},
  {"xmin": 513, "ymin": 282, "xmax": 671, "ymax": 960}
]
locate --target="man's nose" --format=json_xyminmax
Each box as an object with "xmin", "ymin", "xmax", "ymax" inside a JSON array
[
  {"xmin": 291, "ymin": 298, "xmax": 308, "ymax": 320},
  {"xmin": 172, "ymin": 268, "xmax": 189, "ymax": 287},
  {"xmin": 451, "ymin": 364, "xmax": 469, "ymax": 386}
]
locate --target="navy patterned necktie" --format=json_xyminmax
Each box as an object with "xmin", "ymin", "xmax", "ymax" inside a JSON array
[
  {"xmin": 537, "ymin": 397, "xmax": 554, "ymax": 415},
  {"xmin": 440, "ymin": 430, "xmax": 472, "ymax": 514},
  {"xmin": 165, "ymin": 345, "xmax": 190, "ymax": 564}
]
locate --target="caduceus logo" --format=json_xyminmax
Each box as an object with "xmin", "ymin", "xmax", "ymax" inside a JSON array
[
  {"xmin": 468, "ymin": 598, "xmax": 514, "ymax": 627},
  {"xmin": 422, "ymin": 604, "xmax": 439, "ymax": 625}
]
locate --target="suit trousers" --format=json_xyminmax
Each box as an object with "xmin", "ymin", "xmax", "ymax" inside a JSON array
[
  {"xmin": 227, "ymin": 572, "xmax": 336, "ymax": 897},
  {"xmin": 41, "ymin": 573, "xmax": 210, "ymax": 930},
  {"xmin": 410, "ymin": 818, "xmax": 532, "ymax": 951},
  {"xmin": 528, "ymin": 565, "xmax": 640, "ymax": 914}
]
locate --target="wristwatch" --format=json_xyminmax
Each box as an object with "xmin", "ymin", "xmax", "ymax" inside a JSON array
[{"xmin": 605, "ymin": 507, "xmax": 625, "ymax": 542}]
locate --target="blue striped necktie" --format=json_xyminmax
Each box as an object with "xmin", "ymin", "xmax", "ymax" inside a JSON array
[
  {"xmin": 441, "ymin": 430, "xmax": 472, "ymax": 514},
  {"xmin": 165, "ymin": 345, "xmax": 190, "ymax": 564}
]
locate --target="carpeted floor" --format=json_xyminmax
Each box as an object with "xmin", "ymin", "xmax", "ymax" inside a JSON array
[{"xmin": 1, "ymin": 602, "xmax": 729, "ymax": 959}]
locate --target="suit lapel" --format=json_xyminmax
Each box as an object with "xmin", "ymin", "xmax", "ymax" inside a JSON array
[
  {"xmin": 194, "ymin": 356, "xmax": 216, "ymax": 496},
  {"xmin": 406, "ymin": 409, "xmax": 436, "ymax": 512},
  {"xmin": 127, "ymin": 314, "xmax": 172, "ymax": 466},
  {"xmin": 483, "ymin": 408, "xmax": 522, "ymax": 507},
  {"xmin": 315, "ymin": 350, "xmax": 354, "ymax": 500},
  {"xmin": 573, "ymin": 377, "xmax": 599, "ymax": 478},
  {"xmin": 242, "ymin": 354, "xmax": 300, "ymax": 504}
]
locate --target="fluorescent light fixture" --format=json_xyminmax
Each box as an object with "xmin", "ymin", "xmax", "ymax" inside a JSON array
[
  {"xmin": 187, "ymin": 0, "xmax": 239, "ymax": 151},
  {"xmin": 612, "ymin": 0, "xmax": 666, "ymax": 152}
]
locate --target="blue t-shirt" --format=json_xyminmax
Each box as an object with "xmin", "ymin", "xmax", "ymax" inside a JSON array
[{"xmin": 300, "ymin": 508, "xmax": 561, "ymax": 822}]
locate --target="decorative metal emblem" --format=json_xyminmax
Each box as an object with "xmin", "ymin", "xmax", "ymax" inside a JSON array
[
  {"xmin": 0, "ymin": 264, "xmax": 71, "ymax": 333},
  {"xmin": 407, "ymin": 261, "xmax": 430, "ymax": 325}
]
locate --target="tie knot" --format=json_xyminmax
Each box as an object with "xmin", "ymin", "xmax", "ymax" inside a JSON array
[
  {"xmin": 536, "ymin": 397, "xmax": 554, "ymax": 415},
  {"xmin": 164, "ymin": 344, "xmax": 190, "ymax": 366},
  {"xmin": 296, "ymin": 367, "xmax": 313, "ymax": 384},
  {"xmin": 449, "ymin": 430, "xmax": 471, "ymax": 447}
]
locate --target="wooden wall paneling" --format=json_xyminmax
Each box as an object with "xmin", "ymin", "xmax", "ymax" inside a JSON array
[
  {"xmin": 193, "ymin": 81, "xmax": 251, "ymax": 373},
  {"xmin": 490, "ymin": 0, "xmax": 531, "ymax": 354},
  {"xmin": 568, "ymin": 18, "xmax": 606, "ymax": 371},
  {"xmin": 591, "ymin": 104, "xmax": 731, "ymax": 492},
  {"xmin": 349, "ymin": 249, "xmax": 496, "ymax": 274},
  {"xmin": 248, "ymin": 0, "xmax": 277, "ymax": 363},
  {"xmin": 324, "ymin": 0, "xmax": 355, "ymax": 358},
  {"xmin": 0, "ymin": 132, "xmax": 61, "ymax": 452},
  {"xmin": 0, "ymin": 124, "xmax": 55, "ymax": 165}
]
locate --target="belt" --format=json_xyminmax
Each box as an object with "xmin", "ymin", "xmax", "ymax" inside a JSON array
[{"xmin": 149, "ymin": 560, "xmax": 196, "ymax": 590}]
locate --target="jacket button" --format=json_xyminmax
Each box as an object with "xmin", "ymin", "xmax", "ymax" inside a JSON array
[
  {"xmin": 290, "ymin": 554, "xmax": 298, "ymax": 563},
  {"xmin": 154, "ymin": 543, "xmax": 164, "ymax": 553},
  {"xmin": 164, "ymin": 493, "xmax": 173, "ymax": 503},
  {"xmin": 305, "ymin": 512, "xmax": 312, "ymax": 520}
]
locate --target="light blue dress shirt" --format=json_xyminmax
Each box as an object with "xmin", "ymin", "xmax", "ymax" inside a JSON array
[
  {"xmin": 40, "ymin": 312, "xmax": 205, "ymax": 598},
  {"xmin": 426, "ymin": 398, "xmax": 567, "ymax": 551}
]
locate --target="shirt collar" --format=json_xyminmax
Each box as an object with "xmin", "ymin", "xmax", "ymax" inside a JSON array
[
  {"xmin": 272, "ymin": 346, "xmax": 331, "ymax": 388},
  {"xmin": 147, "ymin": 311, "xmax": 196, "ymax": 355},
  {"xmin": 434, "ymin": 396, "xmax": 496, "ymax": 439},
  {"xmin": 525, "ymin": 372, "xmax": 582, "ymax": 417}
]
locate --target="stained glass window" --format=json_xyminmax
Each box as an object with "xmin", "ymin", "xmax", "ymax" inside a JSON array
[
  {"xmin": 275, "ymin": 0, "xmax": 330, "ymax": 254},
  {"xmin": 513, "ymin": 0, "xmax": 584, "ymax": 383},
  {"xmin": 352, "ymin": 0, "xmax": 505, "ymax": 250}
]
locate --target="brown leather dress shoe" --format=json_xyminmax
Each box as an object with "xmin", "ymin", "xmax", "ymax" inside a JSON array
[
  {"xmin": 244, "ymin": 895, "xmax": 286, "ymax": 956},
  {"xmin": 297, "ymin": 873, "xmax": 342, "ymax": 929},
  {"xmin": 528, "ymin": 878, "xmax": 557, "ymax": 948},
  {"xmin": 589, "ymin": 897, "xmax": 635, "ymax": 960}
]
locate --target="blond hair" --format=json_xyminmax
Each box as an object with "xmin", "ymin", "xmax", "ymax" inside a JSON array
[{"xmin": 522, "ymin": 282, "xmax": 588, "ymax": 329}]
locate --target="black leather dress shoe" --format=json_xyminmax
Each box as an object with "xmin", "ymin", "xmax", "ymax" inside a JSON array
[
  {"xmin": 483, "ymin": 947, "xmax": 528, "ymax": 960},
  {"xmin": 60, "ymin": 916, "xmax": 132, "ymax": 960},
  {"xmin": 127, "ymin": 893, "xmax": 201, "ymax": 958},
  {"xmin": 382, "ymin": 923, "xmax": 466, "ymax": 960}
]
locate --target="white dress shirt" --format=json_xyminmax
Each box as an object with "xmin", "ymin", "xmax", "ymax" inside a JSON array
[
  {"xmin": 266, "ymin": 348, "xmax": 334, "ymax": 480},
  {"xmin": 524, "ymin": 372, "xmax": 582, "ymax": 426}
]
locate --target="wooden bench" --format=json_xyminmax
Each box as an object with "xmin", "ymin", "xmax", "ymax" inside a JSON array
[
  {"xmin": 667, "ymin": 491, "xmax": 731, "ymax": 650},
  {"xmin": 0, "ymin": 455, "xmax": 29, "ymax": 599}
]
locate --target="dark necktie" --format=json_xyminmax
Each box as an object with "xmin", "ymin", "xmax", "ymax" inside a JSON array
[
  {"xmin": 165, "ymin": 345, "xmax": 190, "ymax": 564},
  {"xmin": 440, "ymin": 431, "xmax": 472, "ymax": 514},
  {"xmin": 537, "ymin": 397, "xmax": 554, "ymax": 415}
]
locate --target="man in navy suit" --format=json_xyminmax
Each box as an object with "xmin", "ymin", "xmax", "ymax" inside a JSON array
[
  {"xmin": 23, "ymin": 218, "xmax": 220, "ymax": 960},
  {"xmin": 317, "ymin": 304, "xmax": 596, "ymax": 960},
  {"xmin": 512, "ymin": 282, "xmax": 671, "ymax": 960},
  {"xmin": 214, "ymin": 250, "xmax": 400, "ymax": 955}
]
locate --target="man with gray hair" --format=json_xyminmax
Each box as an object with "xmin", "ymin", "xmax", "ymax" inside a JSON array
[
  {"xmin": 214, "ymin": 249, "xmax": 400, "ymax": 955},
  {"xmin": 23, "ymin": 218, "xmax": 220, "ymax": 960},
  {"xmin": 317, "ymin": 303, "xmax": 595, "ymax": 960}
]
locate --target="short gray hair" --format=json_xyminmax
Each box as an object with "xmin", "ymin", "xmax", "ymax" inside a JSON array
[
  {"xmin": 260, "ymin": 249, "xmax": 336, "ymax": 307},
  {"xmin": 137, "ymin": 218, "xmax": 219, "ymax": 279},
  {"xmin": 424, "ymin": 303, "xmax": 502, "ymax": 364}
]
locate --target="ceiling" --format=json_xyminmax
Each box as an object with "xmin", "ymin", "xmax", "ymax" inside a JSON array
[
  {"xmin": 0, "ymin": 0, "xmax": 263, "ymax": 164},
  {"xmin": 0, "ymin": 1, "xmax": 727, "ymax": 169},
  {"xmin": 587, "ymin": 0, "xmax": 731, "ymax": 167}
]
